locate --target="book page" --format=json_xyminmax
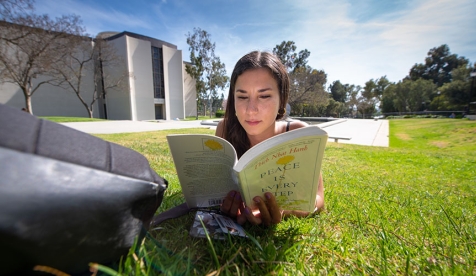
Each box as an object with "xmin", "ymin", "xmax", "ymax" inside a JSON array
[
  {"xmin": 235, "ymin": 126, "xmax": 327, "ymax": 212},
  {"xmin": 167, "ymin": 135, "xmax": 239, "ymax": 208}
]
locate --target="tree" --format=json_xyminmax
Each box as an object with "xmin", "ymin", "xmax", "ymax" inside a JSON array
[
  {"xmin": 346, "ymin": 84, "xmax": 362, "ymax": 117},
  {"xmin": 328, "ymin": 80, "xmax": 347, "ymax": 103},
  {"xmin": 407, "ymin": 78, "xmax": 435, "ymax": 111},
  {"xmin": 409, "ymin": 44, "xmax": 469, "ymax": 87},
  {"xmin": 288, "ymin": 66, "xmax": 327, "ymax": 114},
  {"xmin": 437, "ymin": 64, "xmax": 475, "ymax": 110},
  {"xmin": 0, "ymin": 0, "xmax": 33, "ymax": 21},
  {"xmin": 272, "ymin": 41, "xmax": 331, "ymax": 117},
  {"xmin": 0, "ymin": 4, "xmax": 84, "ymax": 114},
  {"xmin": 360, "ymin": 77, "xmax": 391, "ymax": 117},
  {"xmin": 185, "ymin": 27, "xmax": 228, "ymax": 118},
  {"xmin": 324, "ymin": 98, "xmax": 348, "ymax": 117},
  {"xmin": 374, "ymin": 76, "xmax": 391, "ymax": 104},
  {"xmin": 392, "ymin": 80, "xmax": 411, "ymax": 113},
  {"xmin": 363, "ymin": 76, "xmax": 390, "ymax": 102},
  {"xmin": 207, "ymin": 56, "xmax": 228, "ymax": 116},
  {"xmin": 381, "ymin": 83, "xmax": 397, "ymax": 113},
  {"xmin": 387, "ymin": 79, "xmax": 435, "ymax": 113},
  {"xmin": 360, "ymin": 80, "xmax": 378, "ymax": 118},
  {"xmin": 212, "ymin": 92, "xmax": 224, "ymax": 112},
  {"xmin": 273, "ymin": 41, "xmax": 310, "ymax": 72},
  {"xmin": 51, "ymin": 37, "xmax": 129, "ymax": 118}
]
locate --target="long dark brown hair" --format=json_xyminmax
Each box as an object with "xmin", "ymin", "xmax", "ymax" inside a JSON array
[{"xmin": 222, "ymin": 51, "xmax": 289, "ymax": 158}]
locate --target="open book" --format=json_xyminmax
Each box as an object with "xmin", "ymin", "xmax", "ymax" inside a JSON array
[{"xmin": 166, "ymin": 125, "xmax": 328, "ymax": 213}]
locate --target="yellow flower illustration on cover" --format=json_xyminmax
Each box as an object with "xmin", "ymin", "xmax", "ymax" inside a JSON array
[
  {"xmin": 276, "ymin": 155, "xmax": 295, "ymax": 165},
  {"xmin": 204, "ymin": 139, "xmax": 223, "ymax": 150}
]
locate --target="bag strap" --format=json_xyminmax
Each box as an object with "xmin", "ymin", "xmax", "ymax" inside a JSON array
[{"xmin": 150, "ymin": 203, "xmax": 191, "ymax": 226}]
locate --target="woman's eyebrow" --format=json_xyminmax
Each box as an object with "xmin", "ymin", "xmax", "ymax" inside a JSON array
[
  {"xmin": 235, "ymin": 87, "xmax": 272, "ymax": 93},
  {"xmin": 257, "ymin": 87, "xmax": 272, "ymax": 93}
]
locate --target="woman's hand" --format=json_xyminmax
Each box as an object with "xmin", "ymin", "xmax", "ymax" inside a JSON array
[
  {"xmin": 221, "ymin": 191, "xmax": 283, "ymax": 226},
  {"xmin": 220, "ymin": 190, "xmax": 241, "ymax": 217},
  {"xmin": 221, "ymin": 191, "xmax": 320, "ymax": 226},
  {"xmin": 241, "ymin": 192, "xmax": 283, "ymax": 226}
]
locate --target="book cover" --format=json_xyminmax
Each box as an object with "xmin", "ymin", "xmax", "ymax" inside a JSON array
[
  {"xmin": 235, "ymin": 127, "xmax": 327, "ymax": 212},
  {"xmin": 167, "ymin": 125, "xmax": 327, "ymax": 212}
]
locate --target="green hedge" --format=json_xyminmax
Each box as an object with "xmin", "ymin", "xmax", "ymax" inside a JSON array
[{"xmin": 215, "ymin": 110, "xmax": 225, "ymax": 118}]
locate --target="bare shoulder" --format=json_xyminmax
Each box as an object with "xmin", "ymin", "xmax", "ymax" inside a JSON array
[
  {"xmin": 215, "ymin": 120, "xmax": 225, "ymax": 137},
  {"xmin": 287, "ymin": 120, "xmax": 309, "ymax": 131}
]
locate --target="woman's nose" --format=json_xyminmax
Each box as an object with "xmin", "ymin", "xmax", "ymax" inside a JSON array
[{"xmin": 246, "ymin": 98, "xmax": 258, "ymax": 114}]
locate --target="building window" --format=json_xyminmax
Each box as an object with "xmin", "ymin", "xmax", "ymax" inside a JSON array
[{"xmin": 152, "ymin": 47, "xmax": 165, "ymax": 99}]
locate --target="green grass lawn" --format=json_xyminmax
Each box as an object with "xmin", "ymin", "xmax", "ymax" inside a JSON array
[{"xmin": 95, "ymin": 119, "xmax": 476, "ymax": 275}]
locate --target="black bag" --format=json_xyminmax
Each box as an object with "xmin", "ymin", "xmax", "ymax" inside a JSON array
[{"xmin": 0, "ymin": 104, "xmax": 167, "ymax": 275}]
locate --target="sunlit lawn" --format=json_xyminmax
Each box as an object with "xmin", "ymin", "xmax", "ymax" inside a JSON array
[{"xmin": 93, "ymin": 118, "xmax": 476, "ymax": 275}]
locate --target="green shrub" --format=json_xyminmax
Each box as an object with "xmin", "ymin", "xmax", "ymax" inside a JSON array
[{"xmin": 215, "ymin": 110, "xmax": 225, "ymax": 118}]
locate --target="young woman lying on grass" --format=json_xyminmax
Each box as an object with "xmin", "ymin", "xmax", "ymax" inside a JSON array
[{"xmin": 216, "ymin": 51, "xmax": 324, "ymax": 226}]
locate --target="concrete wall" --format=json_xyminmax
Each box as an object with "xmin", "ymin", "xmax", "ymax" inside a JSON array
[
  {"xmin": 103, "ymin": 36, "xmax": 132, "ymax": 120},
  {"xmin": 0, "ymin": 83, "xmax": 24, "ymax": 109},
  {"xmin": 183, "ymin": 64, "xmax": 197, "ymax": 117},
  {"xmin": 125, "ymin": 36, "xmax": 155, "ymax": 121},
  {"xmin": 163, "ymin": 45, "xmax": 185, "ymax": 120},
  {"xmin": 0, "ymin": 41, "xmax": 97, "ymax": 117},
  {"xmin": 30, "ymin": 74, "xmax": 97, "ymax": 117}
]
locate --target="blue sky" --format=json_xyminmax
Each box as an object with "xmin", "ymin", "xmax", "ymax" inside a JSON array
[{"xmin": 35, "ymin": 0, "xmax": 475, "ymax": 88}]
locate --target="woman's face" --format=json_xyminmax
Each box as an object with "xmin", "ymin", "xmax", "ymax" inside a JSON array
[{"xmin": 234, "ymin": 68, "xmax": 280, "ymax": 139}]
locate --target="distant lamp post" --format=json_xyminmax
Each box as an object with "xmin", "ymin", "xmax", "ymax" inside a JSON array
[
  {"xmin": 196, "ymin": 98, "xmax": 199, "ymax": 120},
  {"xmin": 436, "ymin": 91, "xmax": 441, "ymax": 111},
  {"xmin": 469, "ymin": 69, "xmax": 476, "ymax": 115}
]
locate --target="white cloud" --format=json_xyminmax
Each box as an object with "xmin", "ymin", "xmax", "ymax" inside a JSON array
[
  {"xmin": 274, "ymin": 0, "xmax": 476, "ymax": 86},
  {"xmin": 36, "ymin": 0, "xmax": 153, "ymax": 36},
  {"xmin": 33, "ymin": 0, "xmax": 476, "ymax": 88}
]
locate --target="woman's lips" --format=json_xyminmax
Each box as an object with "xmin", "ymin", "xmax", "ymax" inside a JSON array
[{"xmin": 245, "ymin": 120, "xmax": 260, "ymax": 126}]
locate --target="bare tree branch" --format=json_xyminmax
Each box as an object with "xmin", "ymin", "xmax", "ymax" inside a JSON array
[
  {"xmin": 49, "ymin": 37, "xmax": 129, "ymax": 118},
  {"xmin": 0, "ymin": 12, "xmax": 85, "ymax": 114}
]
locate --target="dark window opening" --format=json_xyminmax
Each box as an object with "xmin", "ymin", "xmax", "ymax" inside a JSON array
[
  {"xmin": 152, "ymin": 47, "xmax": 165, "ymax": 99},
  {"xmin": 155, "ymin": 105, "xmax": 163, "ymax": 119}
]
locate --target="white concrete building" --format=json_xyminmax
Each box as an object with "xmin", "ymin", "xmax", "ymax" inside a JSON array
[{"xmin": 0, "ymin": 29, "xmax": 196, "ymax": 121}]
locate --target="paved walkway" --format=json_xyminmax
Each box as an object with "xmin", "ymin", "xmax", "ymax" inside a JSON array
[
  {"xmin": 319, "ymin": 119, "xmax": 389, "ymax": 147},
  {"xmin": 61, "ymin": 120, "xmax": 209, "ymax": 134},
  {"xmin": 61, "ymin": 118, "xmax": 389, "ymax": 147}
]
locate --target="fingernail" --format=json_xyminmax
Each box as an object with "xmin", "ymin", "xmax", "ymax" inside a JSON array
[
  {"xmin": 244, "ymin": 207, "xmax": 251, "ymax": 215},
  {"xmin": 229, "ymin": 191, "xmax": 236, "ymax": 197},
  {"xmin": 235, "ymin": 192, "xmax": 241, "ymax": 200},
  {"xmin": 265, "ymin": 193, "xmax": 271, "ymax": 199},
  {"xmin": 254, "ymin": 198, "xmax": 260, "ymax": 203}
]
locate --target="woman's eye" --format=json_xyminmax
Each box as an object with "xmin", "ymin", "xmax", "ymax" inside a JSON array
[
  {"xmin": 237, "ymin": 96, "xmax": 248, "ymax": 100},
  {"xmin": 260, "ymin": 95, "xmax": 271, "ymax": 99}
]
